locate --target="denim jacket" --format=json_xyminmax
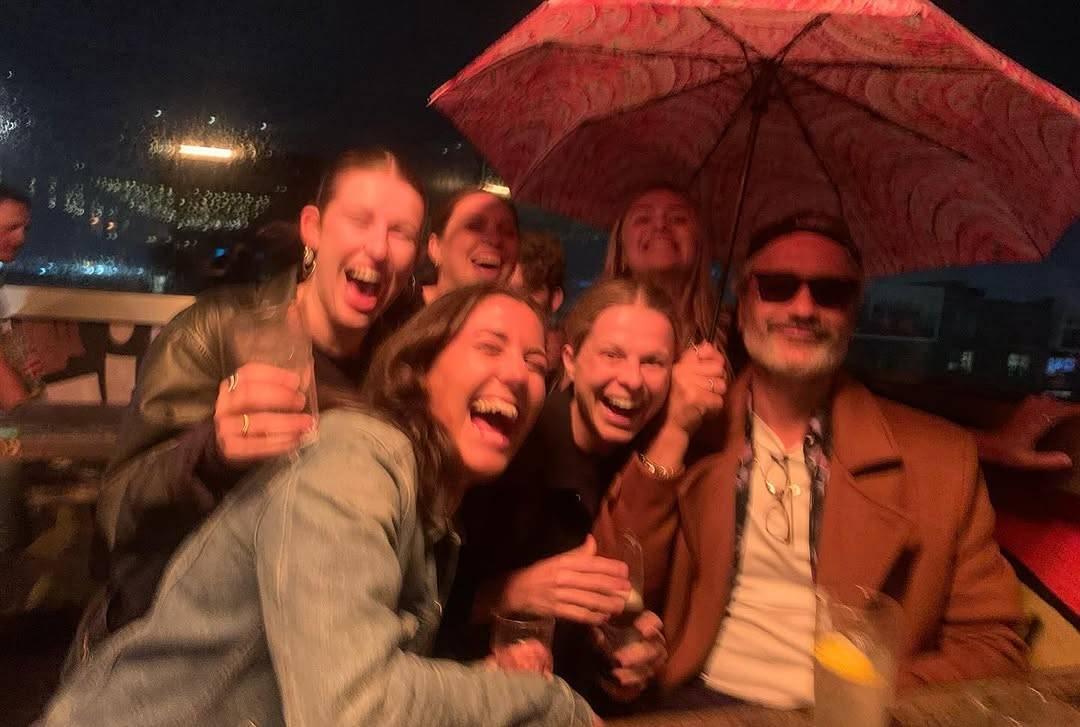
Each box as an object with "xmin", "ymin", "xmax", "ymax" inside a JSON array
[{"xmin": 39, "ymin": 410, "xmax": 594, "ymax": 727}]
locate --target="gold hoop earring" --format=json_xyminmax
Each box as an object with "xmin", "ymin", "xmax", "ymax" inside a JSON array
[{"xmin": 302, "ymin": 246, "xmax": 317, "ymax": 278}]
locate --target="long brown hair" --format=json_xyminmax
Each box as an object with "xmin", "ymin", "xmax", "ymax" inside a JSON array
[
  {"xmin": 600, "ymin": 186, "xmax": 718, "ymax": 344},
  {"xmin": 359, "ymin": 283, "xmax": 545, "ymax": 526}
]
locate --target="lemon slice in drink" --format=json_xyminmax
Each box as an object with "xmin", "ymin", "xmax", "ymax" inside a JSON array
[{"xmin": 814, "ymin": 632, "xmax": 883, "ymax": 686}]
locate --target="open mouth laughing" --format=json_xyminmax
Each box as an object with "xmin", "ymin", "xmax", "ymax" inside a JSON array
[
  {"xmin": 468, "ymin": 396, "xmax": 520, "ymax": 449},
  {"xmin": 469, "ymin": 250, "xmax": 503, "ymax": 277},
  {"xmin": 641, "ymin": 235, "xmax": 681, "ymax": 256},
  {"xmin": 599, "ymin": 392, "xmax": 644, "ymax": 427},
  {"xmin": 344, "ymin": 265, "xmax": 383, "ymax": 313}
]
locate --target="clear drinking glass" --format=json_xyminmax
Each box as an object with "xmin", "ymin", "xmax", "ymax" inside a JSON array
[
  {"xmin": 491, "ymin": 611, "xmax": 556, "ymax": 673},
  {"xmin": 601, "ymin": 530, "xmax": 645, "ymax": 650},
  {"xmin": 232, "ymin": 304, "xmax": 318, "ymax": 447},
  {"xmin": 814, "ymin": 586, "xmax": 901, "ymax": 727}
]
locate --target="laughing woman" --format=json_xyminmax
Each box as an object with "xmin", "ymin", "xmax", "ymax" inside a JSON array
[
  {"xmin": 88, "ymin": 149, "xmax": 430, "ymax": 651},
  {"xmin": 37, "ymin": 285, "xmax": 597, "ymax": 727},
  {"xmin": 439, "ymin": 279, "xmax": 726, "ymax": 702},
  {"xmin": 423, "ymin": 189, "xmax": 520, "ymax": 303},
  {"xmin": 601, "ymin": 186, "xmax": 719, "ymax": 346}
]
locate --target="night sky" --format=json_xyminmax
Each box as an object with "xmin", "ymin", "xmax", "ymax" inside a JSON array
[
  {"xmin": 6, "ymin": 1, "xmax": 1077, "ymax": 152},
  {"xmin": 922, "ymin": 1, "xmax": 1080, "ymax": 299},
  {"xmin": 4, "ymin": 1, "xmax": 545, "ymax": 153},
  {"xmin": 2, "ymin": 1, "xmax": 1079, "ymax": 295}
]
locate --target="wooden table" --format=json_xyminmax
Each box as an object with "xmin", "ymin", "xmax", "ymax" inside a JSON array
[
  {"xmin": 0, "ymin": 404, "xmax": 121, "ymax": 462},
  {"xmin": 0, "ymin": 404, "xmax": 122, "ymax": 509},
  {"xmin": 608, "ymin": 667, "xmax": 1080, "ymax": 726}
]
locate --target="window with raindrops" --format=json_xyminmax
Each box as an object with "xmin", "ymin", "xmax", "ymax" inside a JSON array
[
  {"xmin": 0, "ymin": 61, "xmax": 308, "ymax": 294},
  {"xmin": 0, "ymin": 3, "xmax": 497, "ymax": 295},
  {"xmin": 1, "ymin": 2, "xmax": 618, "ymax": 300}
]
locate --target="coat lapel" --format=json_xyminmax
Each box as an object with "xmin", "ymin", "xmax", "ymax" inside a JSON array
[
  {"xmin": 679, "ymin": 373, "xmax": 918, "ymax": 651},
  {"xmin": 816, "ymin": 376, "xmax": 917, "ymax": 597},
  {"xmin": 678, "ymin": 375, "xmax": 749, "ymax": 640}
]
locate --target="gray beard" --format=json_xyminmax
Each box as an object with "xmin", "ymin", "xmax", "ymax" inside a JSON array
[{"xmin": 743, "ymin": 331, "xmax": 849, "ymax": 382}]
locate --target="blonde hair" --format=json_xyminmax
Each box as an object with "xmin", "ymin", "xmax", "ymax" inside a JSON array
[{"xmin": 600, "ymin": 186, "xmax": 718, "ymax": 344}]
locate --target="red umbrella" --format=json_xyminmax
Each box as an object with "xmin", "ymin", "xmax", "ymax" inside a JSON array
[{"xmin": 431, "ymin": 0, "xmax": 1080, "ymax": 303}]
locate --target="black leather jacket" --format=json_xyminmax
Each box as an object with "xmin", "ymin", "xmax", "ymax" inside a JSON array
[{"xmin": 96, "ymin": 272, "xmax": 297, "ymax": 551}]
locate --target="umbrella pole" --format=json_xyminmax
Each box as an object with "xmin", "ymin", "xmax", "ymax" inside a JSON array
[{"xmin": 708, "ymin": 66, "xmax": 775, "ymax": 344}]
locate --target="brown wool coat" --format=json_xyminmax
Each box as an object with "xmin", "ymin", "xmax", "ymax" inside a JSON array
[{"xmin": 595, "ymin": 371, "xmax": 1027, "ymax": 693}]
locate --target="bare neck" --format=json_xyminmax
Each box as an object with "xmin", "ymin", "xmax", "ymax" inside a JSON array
[
  {"xmin": 296, "ymin": 281, "xmax": 367, "ymax": 359},
  {"xmin": 749, "ymin": 365, "xmax": 833, "ymax": 450}
]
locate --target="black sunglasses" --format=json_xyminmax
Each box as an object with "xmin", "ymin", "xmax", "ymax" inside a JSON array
[{"xmin": 753, "ymin": 273, "xmax": 860, "ymax": 309}]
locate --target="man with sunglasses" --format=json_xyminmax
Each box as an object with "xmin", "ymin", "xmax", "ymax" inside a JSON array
[{"xmin": 595, "ymin": 213, "xmax": 1026, "ymax": 710}]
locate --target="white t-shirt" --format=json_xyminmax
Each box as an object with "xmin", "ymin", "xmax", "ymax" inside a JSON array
[{"xmin": 701, "ymin": 414, "xmax": 816, "ymax": 708}]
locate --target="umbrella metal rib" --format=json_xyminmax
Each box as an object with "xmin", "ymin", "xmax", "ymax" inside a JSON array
[
  {"xmin": 774, "ymin": 82, "xmax": 849, "ymax": 241},
  {"xmin": 781, "ymin": 69, "xmax": 1046, "ymax": 258}
]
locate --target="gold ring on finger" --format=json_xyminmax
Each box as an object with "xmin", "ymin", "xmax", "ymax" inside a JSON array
[
  {"xmin": 241, "ymin": 413, "xmax": 251, "ymax": 438},
  {"xmin": 228, "ymin": 372, "xmax": 239, "ymax": 392},
  {"xmin": 706, "ymin": 377, "xmax": 716, "ymax": 393}
]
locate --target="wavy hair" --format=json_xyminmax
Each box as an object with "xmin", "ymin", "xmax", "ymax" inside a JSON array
[{"xmin": 359, "ymin": 283, "xmax": 545, "ymax": 526}]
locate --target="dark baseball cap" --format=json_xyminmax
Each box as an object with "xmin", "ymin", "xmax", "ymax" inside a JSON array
[{"xmin": 745, "ymin": 212, "xmax": 862, "ymax": 269}]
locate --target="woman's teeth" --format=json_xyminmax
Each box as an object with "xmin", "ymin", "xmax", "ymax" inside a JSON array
[
  {"xmin": 471, "ymin": 253, "xmax": 500, "ymax": 270},
  {"xmin": 602, "ymin": 394, "xmax": 638, "ymax": 415},
  {"xmin": 346, "ymin": 266, "xmax": 381, "ymax": 284},
  {"xmin": 470, "ymin": 397, "xmax": 520, "ymax": 444},
  {"xmin": 470, "ymin": 398, "xmax": 519, "ymax": 420}
]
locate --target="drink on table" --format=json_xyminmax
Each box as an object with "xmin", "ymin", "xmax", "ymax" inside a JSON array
[
  {"xmin": 814, "ymin": 587, "xmax": 900, "ymax": 727},
  {"xmin": 814, "ymin": 630, "xmax": 889, "ymax": 727}
]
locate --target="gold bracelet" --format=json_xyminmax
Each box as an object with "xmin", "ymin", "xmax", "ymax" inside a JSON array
[{"xmin": 637, "ymin": 452, "xmax": 684, "ymax": 480}]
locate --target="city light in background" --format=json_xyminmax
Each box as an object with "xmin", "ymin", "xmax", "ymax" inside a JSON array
[{"xmin": 177, "ymin": 143, "xmax": 236, "ymax": 161}]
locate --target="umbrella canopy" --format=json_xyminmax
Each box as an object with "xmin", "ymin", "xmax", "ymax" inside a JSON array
[{"xmin": 431, "ymin": 0, "xmax": 1080, "ymax": 277}]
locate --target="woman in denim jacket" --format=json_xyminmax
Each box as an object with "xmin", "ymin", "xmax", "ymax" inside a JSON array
[{"xmin": 38, "ymin": 284, "xmax": 597, "ymax": 727}]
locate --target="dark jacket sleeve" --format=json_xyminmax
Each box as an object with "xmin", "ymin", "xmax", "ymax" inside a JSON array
[
  {"xmin": 95, "ymin": 298, "xmax": 232, "ymax": 551},
  {"xmin": 95, "ymin": 273, "xmax": 299, "ymax": 551}
]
